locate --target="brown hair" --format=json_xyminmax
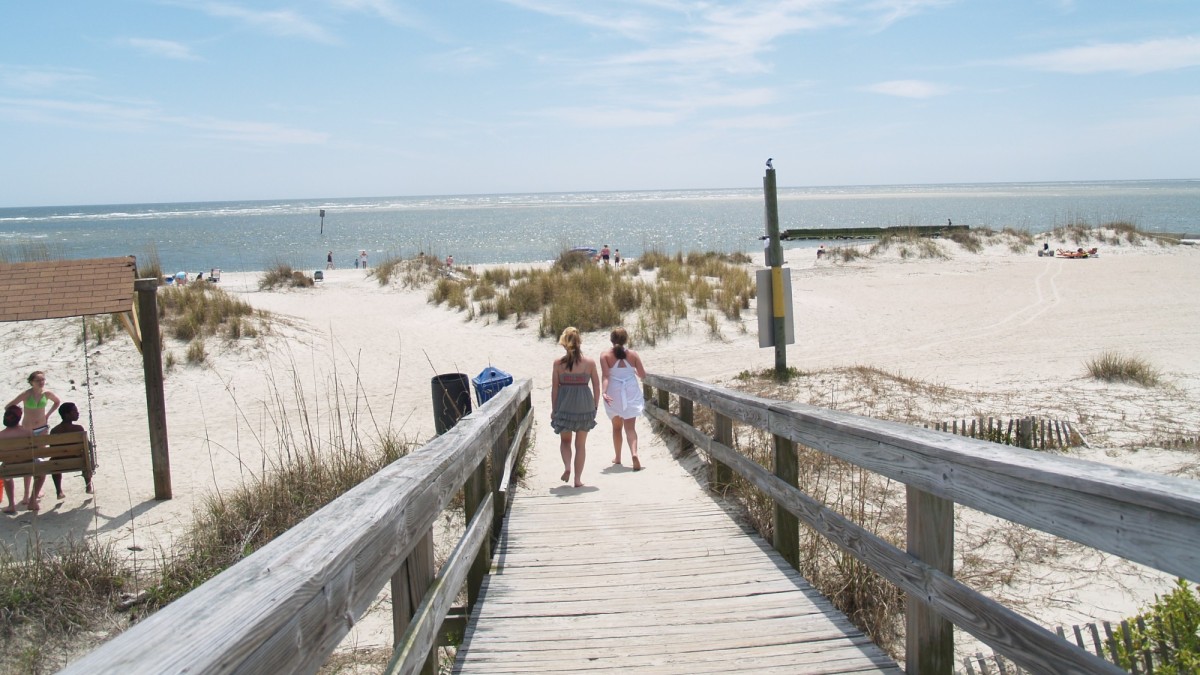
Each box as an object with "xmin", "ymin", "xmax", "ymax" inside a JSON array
[
  {"xmin": 3, "ymin": 405, "xmax": 21, "ymax": 428},
  {"xmin": 558, "ymin": 327, "xmax": 582, "ymax": 369},
  {"xmin": 610, "ymin": 327, "xmax": 629, "ymax": 360},
  {"xmin": 27, "ymin": 371, "xmax": 45, "ymax": 385}
]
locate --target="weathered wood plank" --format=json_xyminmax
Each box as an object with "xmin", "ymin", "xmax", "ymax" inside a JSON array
[
  {"xmin": 645, "ymin": 374, "xmax": 1200, "ymax": 583},
  {"xmin": 645, "ymin": 399, "xmax": 1123, "ymax": 675},
  {"xmin": 62, "ymin": 381, "xmax": 533, "ymax": 675}
]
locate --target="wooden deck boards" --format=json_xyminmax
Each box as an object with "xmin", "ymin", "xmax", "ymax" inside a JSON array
[{"xmin": 454, "ymin": 492, "xmax": 902, "ymax": 673}]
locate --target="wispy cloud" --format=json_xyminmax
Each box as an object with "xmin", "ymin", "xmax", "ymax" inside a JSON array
[
  {"xmin": 0, "ymin": 96, "xmax": 328, "ymax": 144},
  {"xmin": 1007, "ymin": 36, "xmax": 1200, "ymax": 74},
  {"xmin": 862, "ymin": 79, "xmax": 948, "ymax": 98},
  {"xmin": 181, "ymin": 1, "xmax": 336, "ymax": 43},
  {"xmin": 0, "ymin": 66, "xmax": 94, "ymax": 92},
  {"xmin": 121, "ymin": 38, "xmax": 201, "ymax": 61},
  {"xmin": 330, "ymin": 0, "xmax": 425, "ymax": 29},
  {"xmin": 534, "ymin": 105, "xmax": 681, "ymax": 128}
]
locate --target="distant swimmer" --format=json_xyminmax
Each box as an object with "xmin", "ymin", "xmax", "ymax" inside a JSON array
[{"xmin": 766, "ymin": 158, "xmax": 773, "ymax": 169}]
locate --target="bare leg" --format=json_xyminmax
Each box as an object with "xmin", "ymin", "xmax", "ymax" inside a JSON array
[
  {"xmin": 27, "ymin": 476, "xmax": 46, "ymax": 511},
  {"xmin": 20, "ymin": 476, "xmax": 31, "ymax": 504},
  {"xmin": 573, "ymin": 431, "xmax": 588, "ymax": 487},
  {"xmin": 52, "ymin": 473, "xmax": 64, "ymax": 499},
  {"xmin": 2, "ymin": 480, "xmax": 15, "ymax": 513},
  {"xmin": 559, "ymin": 432, "xmax": 573, "ymax": 482},
  {"xmin": 624, "ymin": 418, "xmax": 642, "ymax": 470},
  {"xmin": 610, "ymin": 416, "xmax": 624, "ymax": 464}
]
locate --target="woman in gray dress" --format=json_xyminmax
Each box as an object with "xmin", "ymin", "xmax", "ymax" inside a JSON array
[{"xmin": 550, "ymin": 327, "xmax": 600, "ymax": 487}]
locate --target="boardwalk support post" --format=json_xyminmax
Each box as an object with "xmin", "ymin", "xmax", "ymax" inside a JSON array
[
  {"xmin": 464, "ymin": 460, "xmax": 489, "ymax": 607},
  {"xmin": 392, "ymin": 530, "xmax": 437, "ymax": 675},
  {"xmin": 773, "ymin": 434, "xmax": 799, "ymax": 569},
  {"xmin": 907, "ymin": 486, "xmax": 954, "ymax": 675},
  {"xmin": 679, "ymin": 397, "xmax": 694, "ymax": 451},
  {"xmin": 712, "ymin": 412, "xmax": 733, "ymax": 489}
]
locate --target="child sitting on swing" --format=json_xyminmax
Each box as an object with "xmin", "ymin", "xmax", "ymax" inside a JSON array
[{"xmin": 51, "ymin": 402, "xmax": 92, "ymax": 495}]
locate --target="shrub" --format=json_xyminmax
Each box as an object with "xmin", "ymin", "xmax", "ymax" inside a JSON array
[
  {"xmin": 186, "ymin": 339, "xmax": 207, "ymax": 364},
  {"xmin": 1086, "ymin": 351, "xmax": 1161, "ymax": 387},
  {"xmin": 1114, "ymin": 579, "xmax": 1200, "ymax": 674}
]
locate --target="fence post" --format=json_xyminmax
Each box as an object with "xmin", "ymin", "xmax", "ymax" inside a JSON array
[
  {"xmin": 712, "ymin": 412, "xmax": 733, "ymax": 490},
  {"xmin": 1018, "ymin": 417, "xmax": 1035, "ymax": 450},
  {"xmin": 907, "ymin": 486, "xmax": 954, "ymax": 675},
  {"xmin": 392, "ymin": 529, "xmax": 437, "ymax": 675},
  {"xmin": 773, "ymin": 434, "xmax": 799, "ymax": 569}
]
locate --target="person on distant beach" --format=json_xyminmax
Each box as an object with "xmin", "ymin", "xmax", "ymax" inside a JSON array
[
  {"xmin": 327, "ymin": 251, "xmax": 334, "ymax": 270},
  {"xmin": 354, "ymin": 257, "xmax": 359, "ymax": 269},
  {"xmin": 600, "ymin": 328, "xmax": 646, "ymax": 471},
  {"xmin": 446, "ymin": 255, "xmax": 454, "ymax": 267},
  {"xmin": 948, "ymin": 219, "xmax": 952, "ymax": 227},
  {"xmin": 51, "ymin": 402, "xmax": 91, "ymax": 496},
  {"xmin": 6, "ymin": 371, "xmax": 59, "ymax": 506},
  {"xmin": 817, "ymin": 245, "xmax": 825, "ymax": 259},
  {"xmin": 600, "ymin": 245, "xmax": 611, "ymax": 265},
  {"xmin": 360, "ymin": 250, "xmax": 368, "ymax": 269},
  {"xmin": 551, "ymin": 327, "xmax": 600, "ymax": 488},
  {"xmin": 0, "ymin": 405, "xmax": 32, "ymax": 513},
  {"xmin": 614, "ymin": 249, "xmax": 621, "ymax": 265}
]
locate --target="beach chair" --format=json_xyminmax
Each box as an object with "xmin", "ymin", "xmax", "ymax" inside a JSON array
[
  {"xmin": 314, "ymin": 270, "xmax": 324, "ymax": 282},
  {"xmin": 209, "ymin": 268, "xmax": 221, "ymax": 283}
]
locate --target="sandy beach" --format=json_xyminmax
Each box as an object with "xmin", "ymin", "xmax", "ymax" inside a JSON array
[{"xmin": 2, "ymin": 232, "xmax": 1198, "ymax": 666}]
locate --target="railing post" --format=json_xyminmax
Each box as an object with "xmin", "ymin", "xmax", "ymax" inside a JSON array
[
  {"xmin": 657, "ymin": 387, "xmax": 669, "ymax": 412},
  {"xmin": 772, "ymin": 434, "xmax": 799, "ymax": 569},
  {"xmin": 463, "ymin": 460, "xmax": 490, "ymax": 607},
  {"xmin": 712, "ymin": 412, "xmax": 733, "ymax": 490},
  {"xmin": 906, "ymin": 485, "xmax": 954, "ymax": 675},
  {"xmin": 392, "ymin": 529, "xmax": 437, "ymax": 675},
  {"xmin": 679, "ymin": 397, "xmax": 694, "ymax": 452}
]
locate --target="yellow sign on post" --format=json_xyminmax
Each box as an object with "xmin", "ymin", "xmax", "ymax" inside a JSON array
[{"xmin": 756, "ymin": 267, "xmax": 795, "ymax": 348}]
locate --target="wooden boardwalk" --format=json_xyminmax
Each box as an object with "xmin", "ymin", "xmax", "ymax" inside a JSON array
[{"xmin": 454, "ymin": 486, "xmax": 902, "ymax": 673}]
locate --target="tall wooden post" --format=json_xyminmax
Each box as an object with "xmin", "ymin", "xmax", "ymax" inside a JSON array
[
  {"xmin": 906, "ymin": 486, "xmax": 954, "ymax": 674},
  {"xmin": 764, "ymin": 168, "xmax": 787, "ymax": 377},
  {"xmin": 712, "ymin": 412, "xmax": 733, "ymax": 490},
  {"xmin": 134, "ymin": 279, "xmax": 171, "ymax": 500}
]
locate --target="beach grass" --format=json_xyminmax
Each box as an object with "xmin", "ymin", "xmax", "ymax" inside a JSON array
[
  {"xmin": 158, "ymin": 282, "xmax": 260, "ymax": 344},
  {"xmin": 1086, "ymin": 351, "xmax": 1162, "ymax": 387},
  {"xmin": 259, "ymin": 263, "xmax": 315, "ymax": 290},
  {"xmin": 0, "ymin": 537, "xmax": 129, "ymax": 670},
  {"xmin": 422, "ymin": 248, "xmax": 755, "ymax": 344}
]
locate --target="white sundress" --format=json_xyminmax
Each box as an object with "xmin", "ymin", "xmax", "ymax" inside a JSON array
[{"xmin": 604, "ymin": 358, "xmax": 645, "ymax": 420}]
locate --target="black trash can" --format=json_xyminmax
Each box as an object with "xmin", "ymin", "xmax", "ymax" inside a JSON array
[{"xmin": 432, "ymin": 373, "xmax": 472, "ymax": 435}]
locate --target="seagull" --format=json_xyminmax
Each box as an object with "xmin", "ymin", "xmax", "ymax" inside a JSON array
[{"xmin": 766, "ymin": 158, "xmax": 773, "ymax": 169}]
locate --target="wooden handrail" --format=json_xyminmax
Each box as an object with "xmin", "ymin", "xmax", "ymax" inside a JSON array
[
  {"xmin": 644, "ymin": 373, "xmax": 1200, "ymax": 675},
  {"xmin": 61, "ymin": 378, "xmax": 533, "ymax": 675}
]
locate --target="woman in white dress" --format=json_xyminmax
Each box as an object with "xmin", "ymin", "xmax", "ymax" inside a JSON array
[{"xmin": 600, "ymin": 328, "xmax": 647, "ymax": 471}]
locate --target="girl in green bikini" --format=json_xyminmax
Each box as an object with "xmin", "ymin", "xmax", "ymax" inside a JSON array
[{"xmin": 6, "ymin": 371, "xmax": 61, "ymax": 506}]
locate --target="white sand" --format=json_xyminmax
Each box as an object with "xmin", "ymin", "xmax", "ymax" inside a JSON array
[{"xmin": 2, "ymin": 233, "xmax": 1198, "ymax": 664}]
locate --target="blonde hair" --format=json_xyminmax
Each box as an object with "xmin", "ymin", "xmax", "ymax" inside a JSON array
[
  {"xmin": 609, "ymin": 328, "xmax": 629, "ymax": 359},
  {"xmin": 558, "ymin": 327, "xmax": 582, "ymax": 369}
]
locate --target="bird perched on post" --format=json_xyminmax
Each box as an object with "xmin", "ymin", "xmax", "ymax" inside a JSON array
[{"xmin": 766, "ymin": 158, "xmax": 774, "ymax": 169}]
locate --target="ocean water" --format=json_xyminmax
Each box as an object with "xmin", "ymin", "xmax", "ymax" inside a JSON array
[{"xmin": 1, "ymin": 180, "xmax": 1197, "ymax": 273}]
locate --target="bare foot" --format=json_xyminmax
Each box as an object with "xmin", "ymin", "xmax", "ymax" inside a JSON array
[
  {"xmin": 26, "ymin": 499, "xmax": 40, "ymax": 512},
  {"xmin": 632, "ymin": 457, "xmax": 643, "ymax": 471},
  {"xmin": 560, "ymin": 470, "xmax": 570, "ymax": 483},
  {"xmin": 56, "ymin": 491, "xmax": 66, "ymax": 500},
  {"xmin": 85, "ymin": 483, "xmax": 94, "ymax": 494},
  {"xmin": 612, "ymin": 457, "xmax": 621, "ymax": 465},
  {"xmin": 2, "ymin": 507, "xmax": 16, "ymax": 515},
  {"xmin": 573, "ymin": 482, "xmax": 584, "ymax": 488}
]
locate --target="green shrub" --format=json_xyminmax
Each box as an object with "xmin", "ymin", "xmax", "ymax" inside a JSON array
[{"xmin": 1114, "ymin": 579, "xmax": 1200, "ymax": 674}]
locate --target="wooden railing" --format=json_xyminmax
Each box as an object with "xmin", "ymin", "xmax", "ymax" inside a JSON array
[
  {"xmin": 62, "ymin": 378, "xmax": 534, "ymax": 675},
  {"xmin": 642, "ymin": 373, "xmax": 1200, "ymax": 675}
]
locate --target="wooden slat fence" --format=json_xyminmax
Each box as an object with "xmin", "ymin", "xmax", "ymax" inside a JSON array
[
  {"xmin": 642, "ymin": 373, "xmax": 1200, "ymax": 675},
  {"xmin": 960, "ymin": 615, "xmax": 1200, "ymax": 675},
  {"xmin": 61, "ymin": 378, "xmax": 534, "ymax": 675},
  {"xmin": 926, "ymin": 416, "xmax": 1085, "ymax": 451}
]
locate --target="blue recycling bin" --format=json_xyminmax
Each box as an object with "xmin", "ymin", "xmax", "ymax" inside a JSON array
[{"xmin": 471, "ymin": 367, "xmax": 513, "ymax": 406}]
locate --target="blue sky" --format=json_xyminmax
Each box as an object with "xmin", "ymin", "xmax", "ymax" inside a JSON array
[{"xmin": 2, "ymin": 0, "xmax": 1198, "ymax": 207}]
